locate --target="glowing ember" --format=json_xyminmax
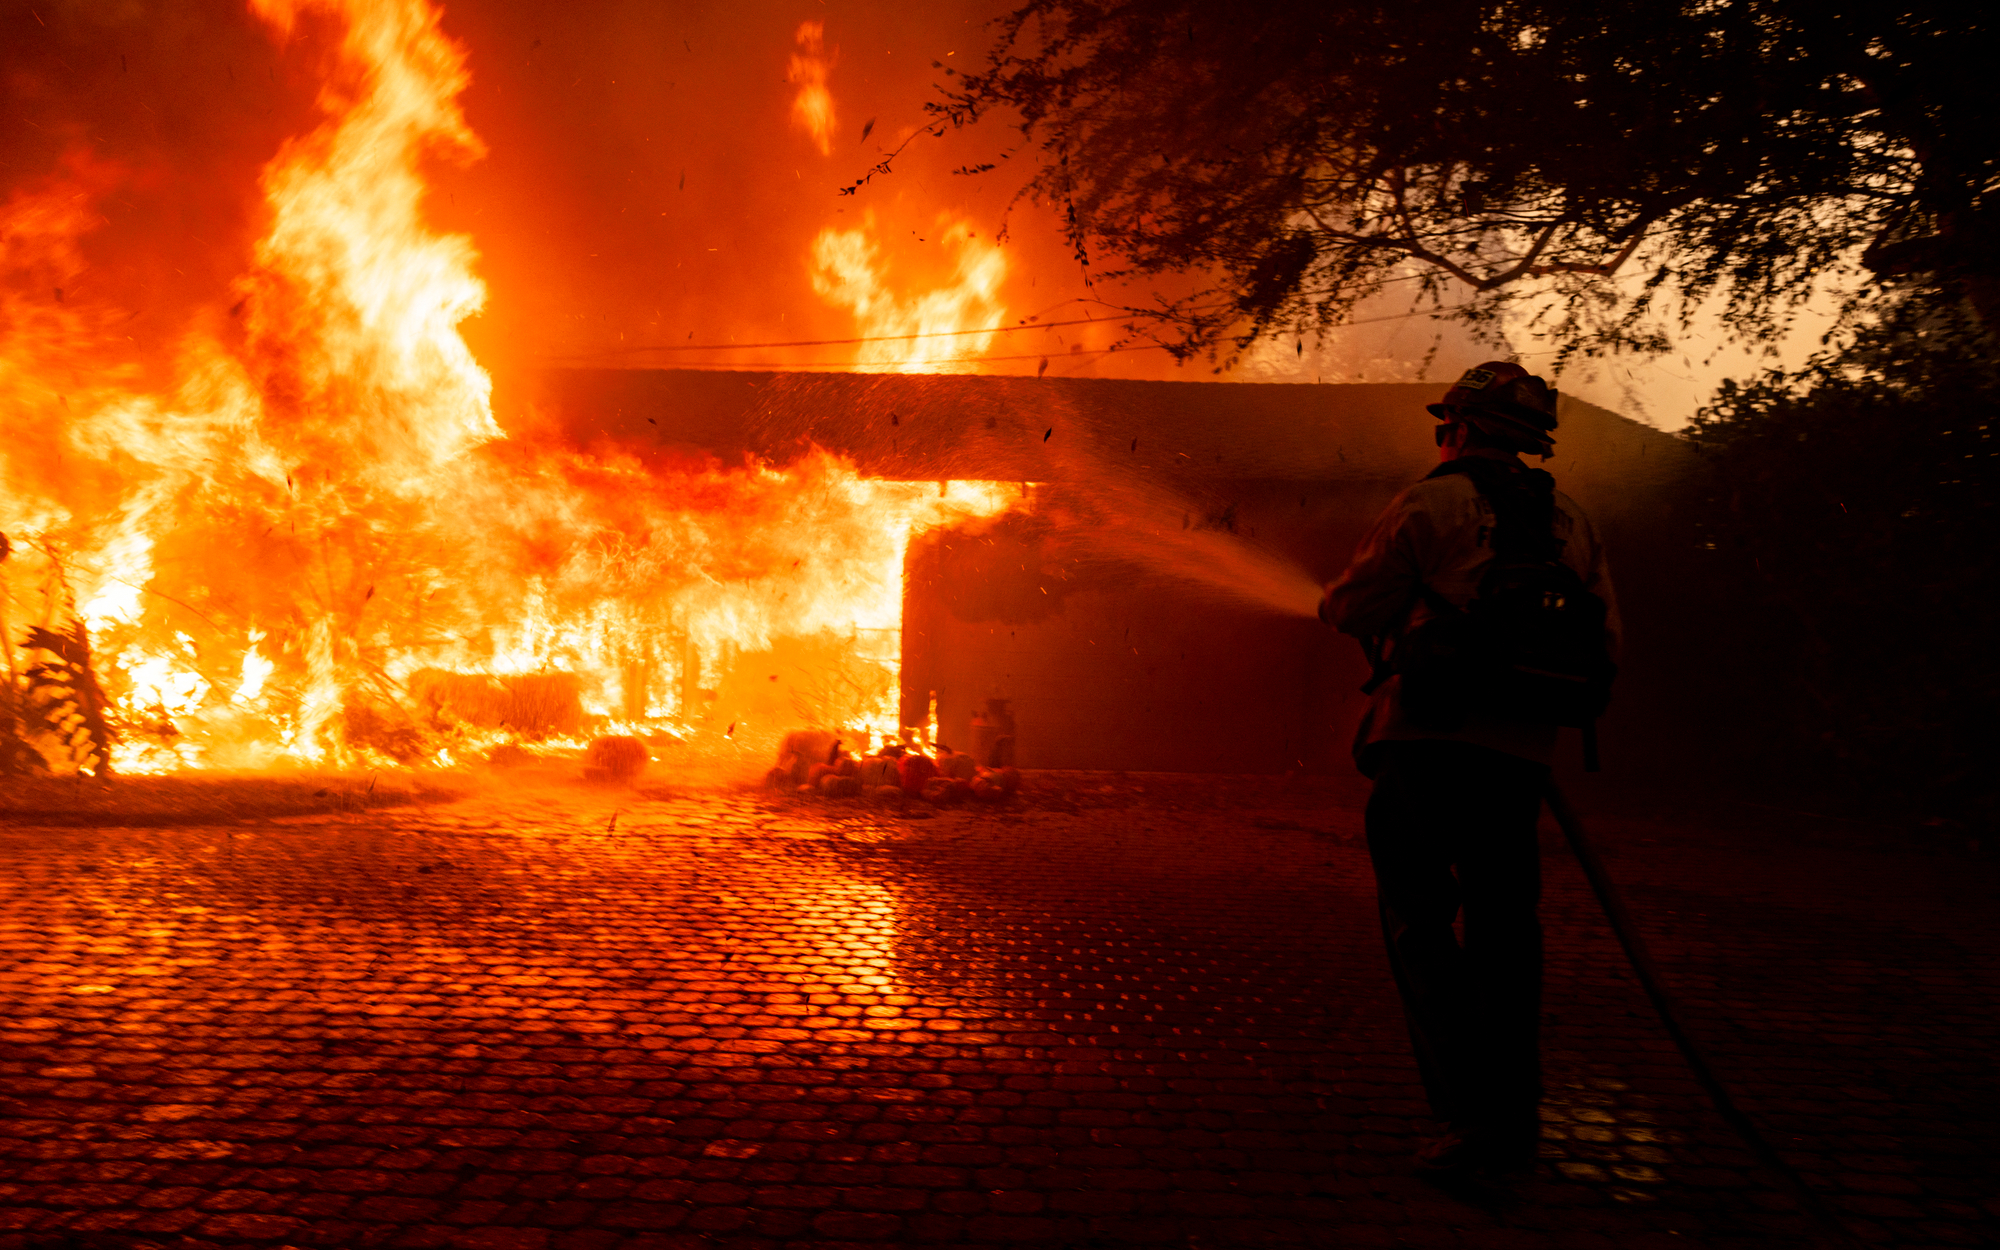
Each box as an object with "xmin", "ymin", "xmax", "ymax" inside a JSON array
[
  {"xmin": 0, "ymin": 0, "xmax": 1017, "ymax": 777},
  {"xmin": 788, "ymin": 20, "xmax": 839, "ymax": 158}
]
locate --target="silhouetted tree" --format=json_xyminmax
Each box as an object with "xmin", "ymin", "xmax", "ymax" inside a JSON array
[
  {"xmin": 1687, "ymin": 301, "xmax": 2000, "ymax": 830},
  {"xmin": 917, "ymin": 1, "xmax": 1999, "ymax": 364}
]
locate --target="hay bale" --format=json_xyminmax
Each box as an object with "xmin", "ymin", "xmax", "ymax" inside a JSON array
[{"xmin": 409, "ymin": 669, "xmax": 585, "ymax": 739}]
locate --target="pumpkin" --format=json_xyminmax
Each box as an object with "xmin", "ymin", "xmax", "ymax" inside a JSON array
[
  {"xmin": 922, "ymin": 776, "xmax": 968, "ymax": 805},
  {"xmin": 897, "ymin": 753, "xmax": 937, "ymax": 796},
  {"xmin": 778, "ymin": 729, "xmax": 839, "ymax": 784}
]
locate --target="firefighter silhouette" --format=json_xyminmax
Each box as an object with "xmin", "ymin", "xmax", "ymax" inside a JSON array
[{"xmin": 1322, "ymin": 363, "xmax": 1619, "ymax": 1179}]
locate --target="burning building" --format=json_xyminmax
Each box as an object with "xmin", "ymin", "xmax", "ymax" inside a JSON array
[
  {"xmin": 535, "ymin": 368, "xmax": 1708, "ymax": 775},
  {"xmin": 0, "ymin": 0, "xmax": 1018, "ymax": 777},
  {"xmin": 1, "ymin": 0, "xmax": 1710, "ymax": 783}
]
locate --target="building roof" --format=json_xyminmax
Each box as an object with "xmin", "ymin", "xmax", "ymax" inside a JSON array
[{"xmin": 529, "ymin": 369, "xmax": 1699, "ymax": 513}]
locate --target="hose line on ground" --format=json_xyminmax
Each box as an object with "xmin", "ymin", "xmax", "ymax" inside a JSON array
[{"xmin": 1544, "ymin": 781, "xmax": 1866, "ymax": 1250}]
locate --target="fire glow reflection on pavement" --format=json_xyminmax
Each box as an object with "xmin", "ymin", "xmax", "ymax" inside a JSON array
[{"xmin": 4, "ymin": 783, "xmax": 1994, "ymax": 1247}]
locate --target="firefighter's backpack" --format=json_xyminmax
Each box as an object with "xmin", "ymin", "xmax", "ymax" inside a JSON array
[{"xmin": 1390, "ymin": 457, "xmax": 1616, "ymax": 734}]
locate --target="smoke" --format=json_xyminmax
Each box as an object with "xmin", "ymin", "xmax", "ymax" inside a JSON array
[{"xmin": 1, "ymin": 1, "xmax": 320, "ymax": 369}]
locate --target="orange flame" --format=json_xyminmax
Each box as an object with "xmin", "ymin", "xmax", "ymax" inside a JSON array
[
  {"xmin": 788, "ymin": 20, "xmax": 838, "ymax": 157},
  {"xmin": 811, "ymin": 215, "xmax": 1008, "ymax": 372},
  {"xmin": 249, "ymin": 0, "xmax": 498, "ymax": 483},
  {"xmin": 0, "ymin": 0, "xmax": 1015, "ymax": 775}
]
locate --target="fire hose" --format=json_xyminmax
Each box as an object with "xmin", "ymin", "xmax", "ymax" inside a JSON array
[{"xmin": 1545, "ymin": 781, "xmax": 1865, "ymax": 1250}]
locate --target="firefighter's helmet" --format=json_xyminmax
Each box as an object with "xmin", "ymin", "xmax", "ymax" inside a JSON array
[{"xmin": 1428, "ymin": 361, "xmax": 1558, "ymax": 457}]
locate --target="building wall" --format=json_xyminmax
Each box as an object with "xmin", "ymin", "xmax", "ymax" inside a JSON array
[
  {"xmin": 901, "ymin": 487, "xmax": 1367, "ymax": 773},
  {"xmin": 535, "ymin": 370, "xmax": 1721, "ymax": 776}
]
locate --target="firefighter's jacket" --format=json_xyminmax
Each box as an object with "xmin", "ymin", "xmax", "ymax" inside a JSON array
[{"xmin": 1325, "ymin": 457, "xmax": 1620, "ymax": 767}]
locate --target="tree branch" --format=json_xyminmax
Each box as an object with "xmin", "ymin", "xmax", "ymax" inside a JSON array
[
  {"xmin": 1309, "ymin": 214, "xmax": 1568, "ymax": 292},
  {"xmin": 1527, "ymin": 214, "xmax": 1658, "ymax": 279}
]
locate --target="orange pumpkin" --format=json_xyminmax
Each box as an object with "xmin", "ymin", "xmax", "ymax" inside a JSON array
[
  {"xmin": 939, "ymin": 751, "xmax": 978, "ymax": 781},
  {"xmin": 897, "ymin": 753, "xmax": 937, "ymax": 796}
]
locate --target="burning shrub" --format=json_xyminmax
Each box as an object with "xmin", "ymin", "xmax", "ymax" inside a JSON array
[
  {"xmin": 487, "ymin": 742, "xmax": 535, "ymax": 770},
  {"xmin": 339, "ymin": 699, "xmax": 430, "ymax": 765},
  {"xmin": 1, "ymin": 539, "xmax": 114, "ymax": 777},
  {"xmin": 584, "ymin": 734, "xmax": 648, "ymax": 783}
]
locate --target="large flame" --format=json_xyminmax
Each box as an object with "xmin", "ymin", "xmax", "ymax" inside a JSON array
[
  {"xmin": 251, "ymin": 0, "xmax": 499, "ymax": 482},
  {"xmin": 0, "ymin": 0, "xmax": 1015, "ymax": 776},
  {"xmin": 811, "ymin": 214, "xmax": 1009, "ymax": 372}
]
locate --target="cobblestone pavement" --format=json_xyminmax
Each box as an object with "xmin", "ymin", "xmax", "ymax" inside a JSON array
[{"xmin": 2, "ymin": 775, "xmax": 1997, "ymax": 1250}]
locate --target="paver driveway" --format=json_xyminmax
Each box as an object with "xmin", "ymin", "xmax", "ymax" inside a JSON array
[{"xmin": 2, "ymin": 775, "xmax": 1996, "ymax": 1249}]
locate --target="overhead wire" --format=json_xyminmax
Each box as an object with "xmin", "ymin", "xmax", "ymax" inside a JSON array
[
  {"xmin": 545, "ymin": 300, "xmax": 1477, "ymax": 372},
  {"xmin": 628, "ymin": 344, "xmax": 1172, "ymax": 371},
  {"xmin": 541, "ymin": 268, "xmax": 1476, "ymax": 367},
  {"xmin": 544, "ymin": 303, "xmax": 1223, "ymax": 360},
  {"xmin": 540, "ymin": 242, "xmax": 1679, "ymax": 371}
]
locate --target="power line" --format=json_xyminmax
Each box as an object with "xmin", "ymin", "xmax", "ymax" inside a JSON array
[
  {"xmin": 543, "ymin": 301, "xmax": 1476, "ymax": 372},
  {"xmin": 542, "ymin": 252, "xmax": 1622, "ymax": 368},
  {"xmin": 643, "ymin": 344, "xmax": 1172, "ymax": 371},
  {"xmin": 532, "ymin": 288, "xmax": 1488, "ymax": 376},
  {"xmin": 546, "ymin": 274, "xmax": 1478, "ymax": 362},
  {"xmin": 548, "ymin": 305, "xmax": 1216, "ymax": 360}
]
